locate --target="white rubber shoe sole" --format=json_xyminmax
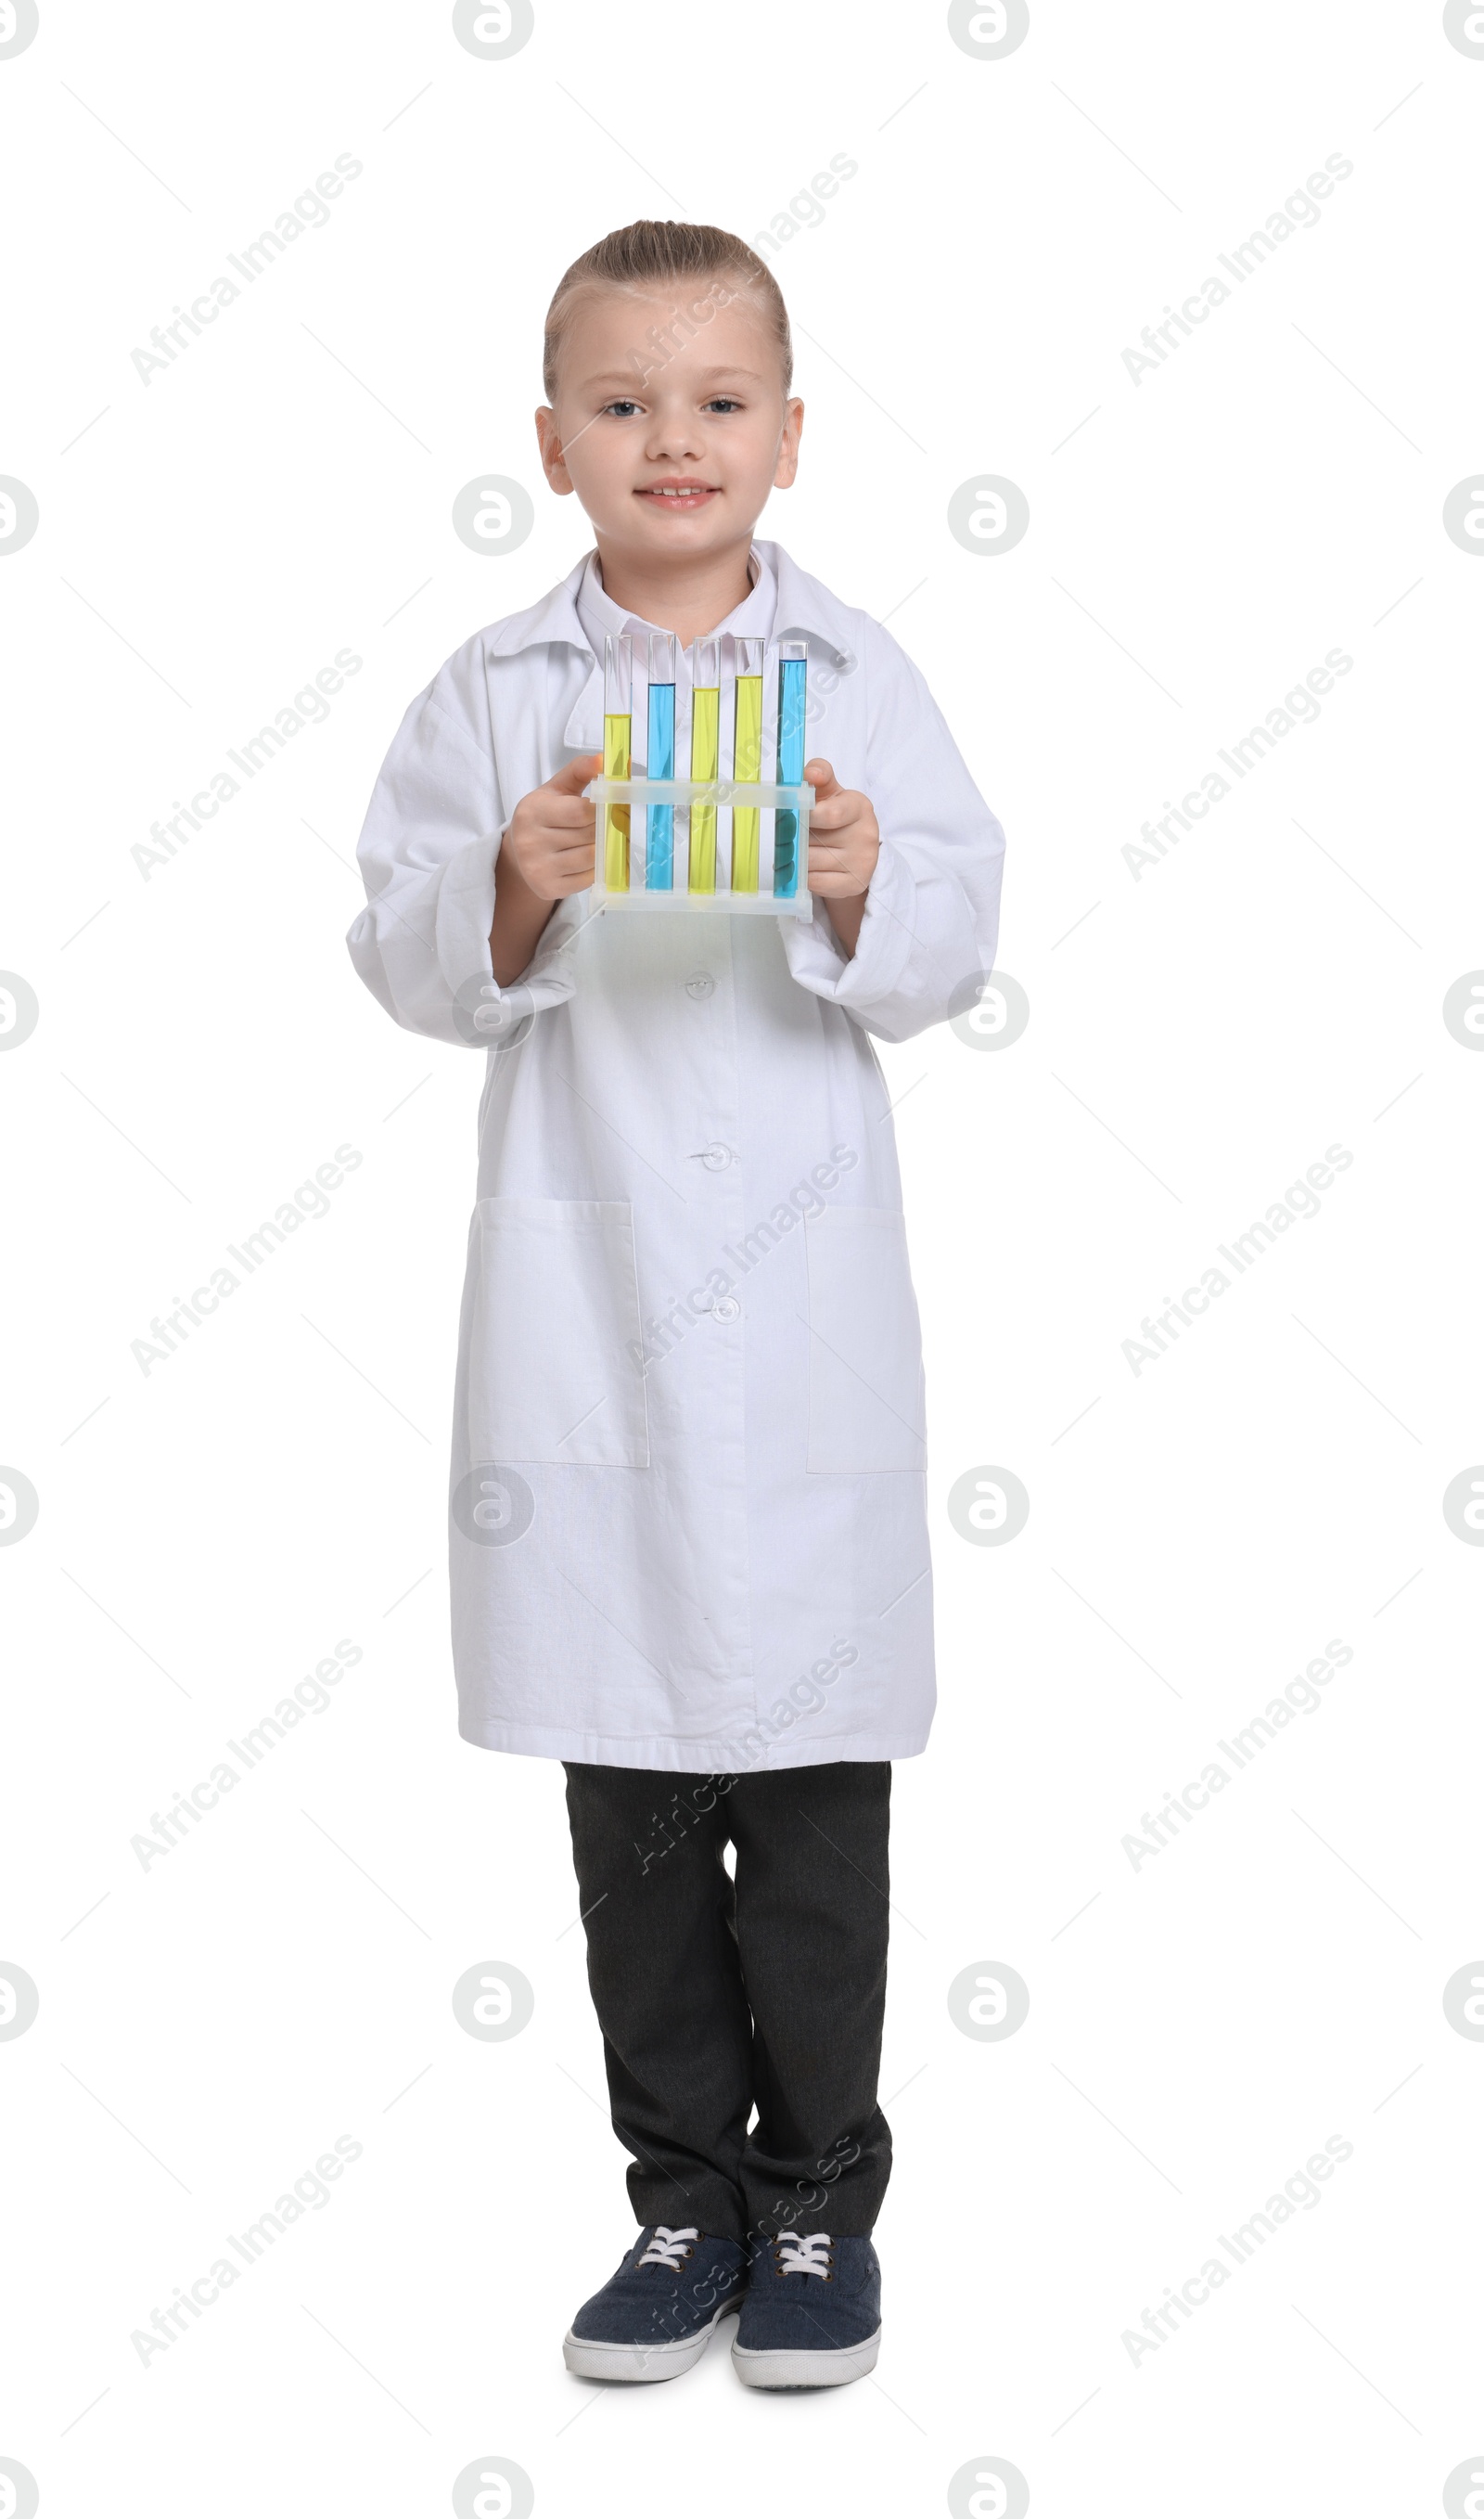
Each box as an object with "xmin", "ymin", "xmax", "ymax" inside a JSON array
[
  {"xmin": 562, "ymin": 2294, "xmax": 741, "ymax": 2383},
  {"xmin": 731, "ymin": 2324, "xmax": 882, "ymax": 2390}
]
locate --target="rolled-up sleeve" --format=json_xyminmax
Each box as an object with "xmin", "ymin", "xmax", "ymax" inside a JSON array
[
  {"xmin": 783, "ymin": 623, "xmax": 1005, "ymax": 1045},
  {"xmin": 346, "ymin": 639, "xmax": 582, "ymax": 1050}
]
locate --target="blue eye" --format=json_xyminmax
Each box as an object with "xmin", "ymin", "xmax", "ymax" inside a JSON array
[
  {"xmin": 705, "ymin": 398, "xmax": 742, "ymax": 413},
  {"xmin": 603, "ymin": 400, "xmax": 641, "ymax": 418}
]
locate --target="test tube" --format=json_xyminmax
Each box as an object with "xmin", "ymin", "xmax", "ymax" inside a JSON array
[
  {"xmin": 731, "ymin": 636, "xmax": 763, "ymax": 893},
  {"xmin": 646, "ymin": 631, "xmax": 677, "ymax": 890},
  {"xmin": 602, "ymin": 635, "xmax": 632, "ymax": 892},
  {"xmin": 688, "ymin": 637, "xmax": 720, "ymax": 893},
  {"xmin": 773, "ymin": 639, "xmax": 807, "ymax": 897}
]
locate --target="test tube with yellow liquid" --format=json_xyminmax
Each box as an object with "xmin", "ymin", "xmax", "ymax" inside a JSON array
[
  {"xmin": 602, "ymin": 635, "xmax": 632, "ymax": 891},
  {"xmin": 730, "ymin": 636, "xmax": 763, "ymax": 893},
  {"xmin": 688, "ymin": 637, "xmax": 720, "ymax": 893}
]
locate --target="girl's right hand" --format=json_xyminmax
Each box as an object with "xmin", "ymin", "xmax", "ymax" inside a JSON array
[{"xmin": 497, "ymin": 753, "xmax": 601, "ymax": 902}]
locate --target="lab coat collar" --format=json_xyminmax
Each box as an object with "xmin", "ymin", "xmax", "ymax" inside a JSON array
[
  {"xmin": 481, "ymin": 540, "xmax": 858, "ymax": 672},
  {"xmin": 484, "ymin": 540, "xmax": 857, "ymax": 752},
  {"xmin": 765, "ymin": 542, "xmax": 859, "ymax": 674}
]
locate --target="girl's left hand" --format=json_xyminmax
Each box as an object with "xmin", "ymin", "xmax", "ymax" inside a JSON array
[{"xmin": 803, "ymin": 758, "xmax": 879, "ymax": 898}]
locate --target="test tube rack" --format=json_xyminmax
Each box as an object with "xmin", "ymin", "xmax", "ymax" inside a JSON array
[
  {"xmin": 586, "ymin": 777, "xmax": 816, "ymax": 915},
  {"xmin": 587, "ymin": 631, "xmax": 814, "ymax": 917}
]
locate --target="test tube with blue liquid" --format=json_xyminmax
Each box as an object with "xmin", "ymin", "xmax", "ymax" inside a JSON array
[
  {"xmin": 773, "ymin": 638, "xmax": 807, "ymax": 897},
  {"xmin": 646, "ymin": 631, "xmax": 676, "ymax": 889}
]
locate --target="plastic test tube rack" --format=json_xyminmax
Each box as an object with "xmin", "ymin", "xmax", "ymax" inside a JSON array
[{"xmin": 588, "ymin": 636, "xmax": 815, "ymax": 917}]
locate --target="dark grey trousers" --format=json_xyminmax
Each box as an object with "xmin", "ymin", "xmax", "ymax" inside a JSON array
[{"xmin": 563, "ymin": 1759, "xmax": 892, "ymax": 2243}]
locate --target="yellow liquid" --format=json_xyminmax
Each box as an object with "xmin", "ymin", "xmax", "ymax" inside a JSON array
[
  {"xmin": 731, "ymin": 675, "xmax": 762, "ymax": 892},
  {"xmin": 688, "ymin": 685, "xmax": 720, "ymax": 892},
  {"xmin": 603, "ymin": 712, "xmax": 630, "ymax": 890}
]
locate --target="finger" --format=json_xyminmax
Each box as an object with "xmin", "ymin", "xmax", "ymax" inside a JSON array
[
  {"xmin": 518, "ymin": 871, "xmax": 592, "ymax": 905},
  {"xmin": 547, "ymin": 751, "xmax": 603, "ymax": 796},
  {"xmin": 545, "ymin": 795, "xmax": 600, "ymax": 831},
  {"xmin": 803, "ymin": 756, "xmax": 840, "ymax": 799}
]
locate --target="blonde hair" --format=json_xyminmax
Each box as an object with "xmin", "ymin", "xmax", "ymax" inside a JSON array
[{"xmin": 543, "ymin": 218, "xmax": 792, "ymax": 402}]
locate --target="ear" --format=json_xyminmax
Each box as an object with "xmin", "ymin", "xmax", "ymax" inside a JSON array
[
  {"xmin": 773, "ymin": 397, "xmax": 804, "ymax": 490},
  {"xmin": 535, "ymin": 405, "xmax": 575, "ymax": 496}
]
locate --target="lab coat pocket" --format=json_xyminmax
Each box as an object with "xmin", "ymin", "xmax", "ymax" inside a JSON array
[
  {"xmin": 467, "ymin": 1197, "xmax": 648, "ymax": 1467},
  {"xmin": 804, "ymin": 1207, "xmax": 927, "ymax": 1473}
]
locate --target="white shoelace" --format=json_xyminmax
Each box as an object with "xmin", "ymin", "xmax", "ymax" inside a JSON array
[
  {"xmin": 637, "ymin": 2225, "xmax": 698, "ymax": 2270},
  {"xmin": 775, "ymin": 2232, "xmax": 833, "ymax": 2277}
]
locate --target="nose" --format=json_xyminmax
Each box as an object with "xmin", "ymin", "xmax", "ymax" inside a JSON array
[{"xmin": 642, "ymin": 393, "xmax": 707, "ymax": 467}]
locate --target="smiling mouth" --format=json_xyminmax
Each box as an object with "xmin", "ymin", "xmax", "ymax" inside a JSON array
[{"xmin": 637, "ymin": 482, "xmax": 718, "ymax": 508}]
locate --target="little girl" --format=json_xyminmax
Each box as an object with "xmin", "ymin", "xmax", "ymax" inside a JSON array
[{"xmin": 348, "ymin": 218, "xmax": 1004, "ymax": 2389}]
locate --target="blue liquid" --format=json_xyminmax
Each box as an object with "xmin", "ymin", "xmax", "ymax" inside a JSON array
[
  {"xmin": 646, "ymin": 679, "xmax": 675, "ymax": 888},
  {"xmin": 773, "ymin": 654, "xmax": 806, "ymax": 895}
]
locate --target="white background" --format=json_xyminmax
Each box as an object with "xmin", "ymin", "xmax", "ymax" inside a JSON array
[{"xmin": 4, "ymin": 2, "xmax": 1484, "ymax": 2512}]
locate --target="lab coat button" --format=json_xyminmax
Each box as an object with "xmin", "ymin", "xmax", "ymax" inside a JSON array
[
  {"xmin": 700, "ymin": 1143, "xmax": 734, "ymax": 1171},
  {"xmin": 684, "ymin": 971, "xmax": 715, "ymax": 999},
  {"xmin": 711, "ymin": 1296, "xmax": 741, "ymax": 1323}
]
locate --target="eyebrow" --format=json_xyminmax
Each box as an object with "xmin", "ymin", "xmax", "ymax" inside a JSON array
[{"xmin": 579, "ymin": 367, "xmax": 769, "ymax": 391}]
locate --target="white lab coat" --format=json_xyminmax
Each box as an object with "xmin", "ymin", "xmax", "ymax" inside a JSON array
[{"xmin": 347, "ymin": 541, "xmax": 1004, "ymax": 1771}]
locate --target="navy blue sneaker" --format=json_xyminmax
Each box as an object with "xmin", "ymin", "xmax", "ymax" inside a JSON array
[
  {"xmin": 732, "ymin": 2230, "xmax": 881, "ymax": 2388},
  {"xmin": 563, "ymin": 2226, "xmax": 748, "ymax": 2382}
]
